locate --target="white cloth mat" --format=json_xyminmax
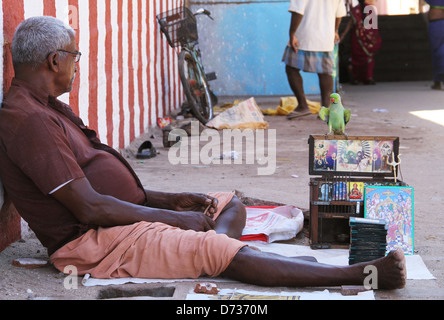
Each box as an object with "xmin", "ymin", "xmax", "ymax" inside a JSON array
[{"xmin": 82, "ymin": 242, "xmax": 434, "ymax": 288}]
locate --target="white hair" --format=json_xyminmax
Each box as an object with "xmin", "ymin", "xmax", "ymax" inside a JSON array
[{"xmin": 11, "ymin": 16, "xmax": 75, "ymax": 69}]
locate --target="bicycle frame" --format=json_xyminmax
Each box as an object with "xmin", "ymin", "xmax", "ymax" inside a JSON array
[
  {"xmin": 157, "ymin": 7, "xmax": 215, "ymax": 124},
  {"xmin": 182, "ymin": 43, "xmax": 207, "ymax": 92},
  {"xmin": 179, "ymin": 42, "xmax": 214, "ymax": 123},
  {"xmin": 180, "ymin": 8, "xmax": 213, "ymax": 92}
]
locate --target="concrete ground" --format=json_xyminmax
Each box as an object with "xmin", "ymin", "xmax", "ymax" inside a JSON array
[{"xmin": 0, "ymin": 81, "xmax": 443, "ymax": 301}]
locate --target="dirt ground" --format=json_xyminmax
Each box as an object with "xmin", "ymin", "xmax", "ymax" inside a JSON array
[{"xmin": 0, "ymin": 81, "xmax": 443, "ymax": 301}]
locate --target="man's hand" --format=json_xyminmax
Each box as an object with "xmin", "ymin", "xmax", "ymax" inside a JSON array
[
  {"xmin": 174, "ymin": 211, "xmax": 216, "ymax": 233},
  {"xmin": 290, "ymin": 34, "xmax": 299, "ymax": 53},
  {"xmin": 335, "ymin": 31, "xmax": 340, "ymax": 44},
  {"xmin": 171, "ymin": 193, "xmax": 218, "ymax": 218},
  {"xmin": 289, "ymin": 12, "xmax": 303, "ymax": 53}
]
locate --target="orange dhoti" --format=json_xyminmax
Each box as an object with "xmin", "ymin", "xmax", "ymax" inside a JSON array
[{"xmin": 50, "ymin": 192, "xmax": 246, "ymax": 279}]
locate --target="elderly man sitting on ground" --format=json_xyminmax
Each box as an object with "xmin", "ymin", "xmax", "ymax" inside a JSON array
[{"xmin": 0, "ymin": 16, "xmax": 406, "ymax": 289}]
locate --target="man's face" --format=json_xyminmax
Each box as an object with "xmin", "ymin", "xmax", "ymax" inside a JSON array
[{"xmin": 55, "ymin": 35, "xmax": 78, "ymax": 96}]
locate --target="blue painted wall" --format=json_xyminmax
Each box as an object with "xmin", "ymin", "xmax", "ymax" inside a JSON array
[{"xmin": 190, "ymin": 0, "xmax": 320, "ymax": 96}]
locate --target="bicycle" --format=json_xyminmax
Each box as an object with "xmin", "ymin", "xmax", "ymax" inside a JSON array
[{"xmin": 157, "ymin": 6, "xmax": 216, "ymax": 125}]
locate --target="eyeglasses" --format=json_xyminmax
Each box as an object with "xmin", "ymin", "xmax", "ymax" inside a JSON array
[{"xmin": 56, "ymin": 50, "xmax": 82, "ymax": 63}]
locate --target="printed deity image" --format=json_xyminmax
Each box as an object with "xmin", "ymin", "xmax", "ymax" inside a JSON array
[
  {"xmin": 348, "ymin": 182, "xmax": 364, "ymax": 201},
  {"xmin": 365, "ymin": 186, "xmax": 414, "ymax": 255},
  {"xmin": 313, "ymin": 139, "xmax": 394, "ymax": 173}
]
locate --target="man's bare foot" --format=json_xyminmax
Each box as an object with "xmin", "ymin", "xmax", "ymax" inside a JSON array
[{"xmin": 370, "ymin": 248, "xmax": 407, "ymax": 289}]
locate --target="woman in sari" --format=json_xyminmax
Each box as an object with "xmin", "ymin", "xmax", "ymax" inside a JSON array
[
  {"xmin": 426, "ymin": 0, "xmax": 444, "ymax": 90},
  {"xmin": 343, "ymin": 0, "xmax": 382, "ymax": 84}
]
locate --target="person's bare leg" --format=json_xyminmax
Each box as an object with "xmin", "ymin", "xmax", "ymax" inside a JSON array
[
  {"xmin": 214, "ymin": 196, "xmax": 246, "ymax": 240},
  {"xmin": 286, "ymin": 65, "xmax": 309, "ymax": 112},
  {"xmin": 318, "ymin": 73, "xmax": 334, "ymax": 108},
  {"xmin": 222, "ymin": 246, "xmax": 406, "ymax": 289}
]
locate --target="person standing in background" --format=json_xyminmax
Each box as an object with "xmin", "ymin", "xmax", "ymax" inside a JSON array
[
  {"xmin": 425, "ymin": 0, "xmax": 444, "ymax": 90},
  {"xmin": 342, "ymin": 0, "xmax": 382, "ymax": 85},
  {"xmin": 283, "ymin": 0, "xmax": 347, "ymax": 119}
]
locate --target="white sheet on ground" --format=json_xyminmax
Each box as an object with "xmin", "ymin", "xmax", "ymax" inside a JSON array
[{"xmin": 82, "ymin": 242, "xmax": 435, "ymax": 288}]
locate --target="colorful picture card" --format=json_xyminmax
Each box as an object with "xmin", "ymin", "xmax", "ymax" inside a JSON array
[
  {"xmin": 364, "ymin": 186, "xmax": 414, "ymax": 255},
  {"xmin": 309, "ymin": 136, "xmax": 399, "ymax": 177}
]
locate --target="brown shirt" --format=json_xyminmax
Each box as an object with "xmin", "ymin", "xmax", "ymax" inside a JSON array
[{"xmin": 0, "ymin": 79, "xmax": 146, "ymax": 255}]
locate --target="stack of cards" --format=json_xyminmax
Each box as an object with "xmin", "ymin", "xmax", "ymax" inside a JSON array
[{"xmin": 349, "ymin": 217, "xmax": 388, "ymax": 265}]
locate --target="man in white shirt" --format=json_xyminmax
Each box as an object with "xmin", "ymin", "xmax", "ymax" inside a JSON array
[{"xmin": 283, "ymin": 0, "xmax": 346, "ymax": 119}]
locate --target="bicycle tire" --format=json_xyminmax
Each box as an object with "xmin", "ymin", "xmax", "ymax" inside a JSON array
[{"xmin": 178, "ymin": 50, "xmax": 214, "ymax": 124}]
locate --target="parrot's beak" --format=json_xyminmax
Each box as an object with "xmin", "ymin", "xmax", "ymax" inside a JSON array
[{"xmin": 331, "ymin": 98, "xmax": 336, "ymax": 104}]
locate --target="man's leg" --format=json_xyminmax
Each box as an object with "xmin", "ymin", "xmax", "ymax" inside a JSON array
[
  {"xmin": 214, "ymin": 196, "xmax": 246, "ymax": 239},
  {"xmin": 318, "ymin": 73, "xmax": 334, "ymax": 108},
  {"xmin": 286, "ymin": 65, "xmax": 309, "ymax": 112},
  {"xmin": 222, "ymin": 246, "xmax": 406, "ymax": 289}
]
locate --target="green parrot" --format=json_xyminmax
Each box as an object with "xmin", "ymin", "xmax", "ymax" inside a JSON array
[{"xmin": 318, "ymin": 93, "xmax": 351, "ymax": 136}]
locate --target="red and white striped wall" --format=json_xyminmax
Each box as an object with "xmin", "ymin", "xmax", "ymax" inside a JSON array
[{"xmin": 1, "ymin": 0, "xmax": 184, "ymax": 149}]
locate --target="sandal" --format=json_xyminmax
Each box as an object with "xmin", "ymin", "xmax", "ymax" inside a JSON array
[
  {"xmin": 431, "ymin": 82, "xmax": 442, "ymax": 90},
  {"xmin": 286, "ymin": 110, "xmax": 312, "ymax": 120},
  {"xmin": 136, "ymin": 141, "xmax": 157, "ymax": 159}
]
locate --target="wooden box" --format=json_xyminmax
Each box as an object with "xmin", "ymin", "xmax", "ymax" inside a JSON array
[{"xmin": 307, "ymin": 135, "xmax": 405, "ymax": 249}]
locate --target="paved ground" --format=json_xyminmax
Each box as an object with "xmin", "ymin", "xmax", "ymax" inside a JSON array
[{"xmin": 0, "ymin": 81, "xmax": 443, "ymax": 301}]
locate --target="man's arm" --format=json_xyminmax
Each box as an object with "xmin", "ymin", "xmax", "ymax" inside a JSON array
[
  {"xmin": 52, "ymin": 177, "xmax": 216, "ymax": 232},
  {"xmin": 335, "ymin": 17, "xmax": 342, "ymax": 44},
  {"xmin": 143, "ymin": 189, "xmax": 218, "ymax": 216},
  {"xmin": 289, "ymin": 12, "xmax": 303, "ymax": 52}
]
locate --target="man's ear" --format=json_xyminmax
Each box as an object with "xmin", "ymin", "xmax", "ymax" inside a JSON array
[{"xmin": 46, "ymin": 51, "xmax": 60, "ymax": 72}]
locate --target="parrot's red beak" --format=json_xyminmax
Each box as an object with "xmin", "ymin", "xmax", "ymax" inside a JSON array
[{"xmin": 331, "ymin": 98, "xmax": 336, "ymax": 103}]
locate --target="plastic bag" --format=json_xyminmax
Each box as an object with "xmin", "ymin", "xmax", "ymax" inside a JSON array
[
  {"xmin": 206, "ymin": 97, "xmax": 269, "ymax": 130},
  {"xmin": 241, "ymin": 206, "xmax": 304, "ymax": 243}
]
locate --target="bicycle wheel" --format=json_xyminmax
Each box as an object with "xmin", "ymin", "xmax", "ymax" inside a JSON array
[{"xmin": 178, "ymin": 50, "xmax": 214, "ymax": 124}]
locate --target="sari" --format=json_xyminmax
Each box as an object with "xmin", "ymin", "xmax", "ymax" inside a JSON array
[{"xmin": 349, "ymin": 2, "xmax": 382, "ymax": 83}]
